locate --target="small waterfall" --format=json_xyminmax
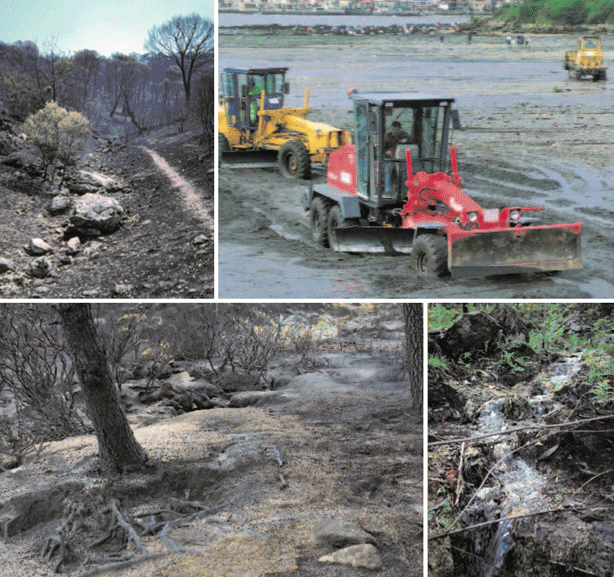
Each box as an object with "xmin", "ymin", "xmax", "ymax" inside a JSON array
[{"xmin": 472, "ymin": 353, "xmax": 584, "ymax": 576}]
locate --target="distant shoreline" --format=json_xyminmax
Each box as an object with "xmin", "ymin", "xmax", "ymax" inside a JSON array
[{"xmin": 219, "ymin": 9, "xmax": 472, "ymax": 16}]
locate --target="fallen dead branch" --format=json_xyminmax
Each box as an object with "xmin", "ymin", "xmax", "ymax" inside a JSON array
[
  {"xmin": 428, "ymin": 414, "xmax": 614, "ymax": 448},
  {"xmin": 265, "ymin": 445, "xmax": 284, "ymax": 467},
  {"xmin": 429, "ymin": 503, "xmax": 614, "ymax": 541},
  {"xmin": 78, "ymin": 552, "xmax": 169, "ymax": 577}
]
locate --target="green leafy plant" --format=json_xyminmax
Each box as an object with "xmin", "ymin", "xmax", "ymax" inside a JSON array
[
  {"xmin": 428, "ymin": 355, "xmax": 449, "ymax": 371},
  {"xmin": 428, "ymin": 304, "xmax": 459, "ymax": 331},
  {"xmin": 22, "ymin": 101, "xmax": 90, "ymax": 182}
]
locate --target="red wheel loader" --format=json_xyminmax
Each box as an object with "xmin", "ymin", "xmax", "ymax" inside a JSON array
[{"xmin": 302, "ymin": 92, "xmax": 581, "ymax": 277}]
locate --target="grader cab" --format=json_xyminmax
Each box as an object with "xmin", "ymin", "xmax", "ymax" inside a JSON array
[{"xmin": 218, "ymin": 66, "xmax": 352, "ymax": 179}]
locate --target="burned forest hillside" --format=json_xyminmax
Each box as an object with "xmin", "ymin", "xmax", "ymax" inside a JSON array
[
  {"xmin": 0, "ymin": 303, "xmax": 421, "ymax": 577},
  {"xmin": 0, "ymin": 16, "xmax": 214, "ymax": 298}
]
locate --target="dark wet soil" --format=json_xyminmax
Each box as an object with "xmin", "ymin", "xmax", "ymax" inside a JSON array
[{"xmin": 219, "ymin": 33, "xmax": 614, "ymax": 298}]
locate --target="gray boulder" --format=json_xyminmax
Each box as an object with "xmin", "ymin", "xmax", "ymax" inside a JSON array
[
  {"xmin": 66, "ymin": 237, "xmax": 81, "ymax": 254},
  {"xmin": 27, "ymin": 238, "xmax": 52, "ymax": 255},
  {"xmin": 69, "ymin": 170, "xmax": 126, "ymax": 194},
  {"xmin": 228, "ymin": 390, "xmax": 279, "ymax": 408},
  {"xmin": 313, "ymin": 519, "xmax": 376, "ymax": 548},
  {"xmin": 70, "ymin": 193, "xmax": 123, "ymax": 233},
  {"xmin": 49, "ymin": 195, "xmax": 71, "ymax": 215},
  {"xmin": 28, "ymin": 257, "xmax": 51, "ymax": 278},
  {"xmin": 318, "ymin": 544, "xmax": 382, "ymax": 570},
  {"xmin": 0, "ymin": 257, "xmax": 15, "ymax": 273}
]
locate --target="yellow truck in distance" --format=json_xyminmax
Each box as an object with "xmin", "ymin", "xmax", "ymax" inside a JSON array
[{"xmin": 564, "ymin": 36, "xmax": 607, "ymax": 81}]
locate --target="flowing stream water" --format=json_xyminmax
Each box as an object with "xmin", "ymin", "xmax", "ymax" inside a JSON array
[{"xmin": 472, "ymin": 353, "xmax": 583, "ymax": 576}]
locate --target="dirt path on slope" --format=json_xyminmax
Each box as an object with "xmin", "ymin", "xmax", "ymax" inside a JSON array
[
  {"xmin": 141, "ymin": 147, "xmax": 213, "ymax": 232},
  {"xmin": 0, "ymin": 128, "xmax": 213, "ymax": 299}
]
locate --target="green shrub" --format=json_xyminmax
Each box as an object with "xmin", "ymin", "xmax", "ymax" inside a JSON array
[
  {"xmin": 518, "ymin": 0, "xmax": 543, "ymax": 23},
  {"xmin": 545, "ymin": 0, "xmax": 589, "ymax": 24},
  {"xmin": 22, "ymin": 101, "xmax": 89, "ymax": 182},
  {"xmin": 587, "ymin": 0, "xmax": 614, "ymax": 23}
]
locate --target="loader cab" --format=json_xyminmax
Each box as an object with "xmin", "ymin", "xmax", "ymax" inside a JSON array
[
  {"xmin": 221, "ymin": 67, "xmax": 289, "ymax": 132},
  {"xmin": 350, "ymin": 93, "xmax": 456, "ymax": 208}
]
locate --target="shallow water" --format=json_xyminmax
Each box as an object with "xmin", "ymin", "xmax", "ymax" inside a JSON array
[{"xmin": 474, "ymin": 354, "xmax": 582, "ymax": 576}]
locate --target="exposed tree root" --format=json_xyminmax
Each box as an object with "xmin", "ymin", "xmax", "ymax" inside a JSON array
[
  {"xmin": 89, "ymin": 499, "xmax": 146, "ymax": 552},
  {"xmin": 79, "ymin": 552, "xmax": 169, "ymax": 577},
  {"xmin": 42, "ymin": 506, "xmax": 87, "ymax": 573}
]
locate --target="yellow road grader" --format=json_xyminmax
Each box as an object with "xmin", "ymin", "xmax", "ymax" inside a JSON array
[
  {"xmin": 218, "ymin": 67, "xmax": 352, "ymax": 179},
  {"xmin": 564, "ymin": 36, "xmax": 607, "ymax": 81}
]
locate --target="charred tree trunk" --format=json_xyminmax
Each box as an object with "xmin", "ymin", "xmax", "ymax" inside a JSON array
[
  {"xmin": 123, "ymin": 98, "xmax": 143, "ymax": 135},
  {"xmin": 57, "ymin": 304, "xmax": 147, "ymax": 473},
  {"xmin": 403, "ymin": 303, "xmax": 423, "ymax": 409}
]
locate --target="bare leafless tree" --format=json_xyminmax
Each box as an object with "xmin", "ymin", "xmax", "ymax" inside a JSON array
[
  {"xmin": 144, "ymin": 14, "xmax": 213, "ymax": 107},
  {"xmin": 57, "ymin": 303, "xmax": 147, "ymax": 473}
]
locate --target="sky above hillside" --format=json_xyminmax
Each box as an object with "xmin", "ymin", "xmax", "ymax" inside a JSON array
[{"xmin": 1, "ymin": 0, "xmax": 215, "ymax": 57}]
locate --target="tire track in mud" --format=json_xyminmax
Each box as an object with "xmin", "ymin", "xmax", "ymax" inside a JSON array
[{"xmin": 141, "ymin": 147, "xmax": 213, "ymax": 232}]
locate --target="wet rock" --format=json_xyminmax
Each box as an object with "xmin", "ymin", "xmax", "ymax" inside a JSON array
[
  {"xmin": 318, "ymin": 543, "xmax": 382, "ymax": 570},
  {"xmin": 511, "ymin": 515, "xmax": 599, "ymax": 576},
  {"xmin": 0, "ymin": 258, "xmax": 15, "ymax": 273},
  {"xmin": 435, "ymin": 311, "xmax": 501, "ymax": 359},
  {"xmin": 228, "ymin": 390, "xmax": 279, "ymax": 408},
  {"xmin": 433, "ymin": 306, "xmax": 534, "ymax": 361},
  {"xmin": 428, "ymin": 536, "xmax": 454, "ymax": 577},
  {"xmin": 28, "ymin": 257, "xmax": 51, "ymax": 278},
  {"xmin": 490, "ymin": 303, "xmax": 530, "ymax": 343},
  {"xmin": 313, "ymin": 519, "xmax": 376, "ymax": 547},
  {"xmin": 49, "ymin": 195, "xmax": 71, "ymax": 215},
  {"xmin": 70, "ymin": 193, "xmax": 123, "ymax": 233}
]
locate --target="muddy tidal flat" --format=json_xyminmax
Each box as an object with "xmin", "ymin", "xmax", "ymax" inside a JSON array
[{"xmin": 219, "ymin": 31, "xmax": 614, "ymax": 299}]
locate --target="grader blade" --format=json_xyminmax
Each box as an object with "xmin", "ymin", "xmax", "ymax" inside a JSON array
[
  {"xmin": 448, "ymin": 223, "xmax": 582, "ymax": 277},
  {"xmin": 220, "ymin": 149, "xmax": 279, "ymax": 169},
  {"xmin": 332, "ymin": 227, "xmax": 415, "ymax": 254}
]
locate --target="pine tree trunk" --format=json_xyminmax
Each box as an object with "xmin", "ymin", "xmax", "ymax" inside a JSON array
[
  {"xmin": 57, "ymin": 304, "xmax": 147, "ymax": 473},
  {"xmin": 403, "ymin": 303, "xmax": 423, "ymax": 409}
]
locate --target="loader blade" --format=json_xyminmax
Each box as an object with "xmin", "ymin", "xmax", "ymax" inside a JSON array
[
  {"xmin": 332, "ymin": 226, "xmax": 415, "ymax": 254},
  {"xmin": 220, "ymin": 149, "xmax": 279, "ymax": 169},
  {"xmin": 448, "ymin": 223, "xmax": 582, "ymax": 277}
]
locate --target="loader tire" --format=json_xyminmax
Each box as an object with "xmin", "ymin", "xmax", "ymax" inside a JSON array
[
  {"xmin": 278, "ymin": 140, "xmax": 311, "ymax": 180},
  {"xmin": 218, "ymin": 133, "xmax": 230, "ymax": 166},
  {"xmin": 410, "ymin": 235, "xmax": 449, "ymax": 277},
  {"xmin": 327, "ymin": 205, "xmax": 357, "ymax": 252},
  {"xmin": 311, "ymin": 197, "xmax": 331, "ymax": 247}
]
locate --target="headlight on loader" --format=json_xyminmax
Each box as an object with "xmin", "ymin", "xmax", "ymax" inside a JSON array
[{"xmin": 509, "ymin": 209, "xmax": 521, "ymax": 222}]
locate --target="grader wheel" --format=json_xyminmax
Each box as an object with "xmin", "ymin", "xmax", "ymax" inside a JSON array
[
  {"xmin": 310, "ymin": 197, "xmax": 331, "ymax": 247},
  {"xmin": 411, "ymin": 235, "xmax": 450, "ymax": 277},
  {"xmin": 278, "ymin": 140, "xmax": 311, "ymax": 180}
]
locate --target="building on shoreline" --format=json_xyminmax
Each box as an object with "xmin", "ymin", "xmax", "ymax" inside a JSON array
[{"xmin": 218, "ymin": 0, "xmax": 492, "ymax": 14}]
